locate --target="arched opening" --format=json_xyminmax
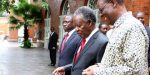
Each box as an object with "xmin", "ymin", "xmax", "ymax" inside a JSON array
[
  {"xmin": 62, "ymin": 0, "xmax": 70, "ymax": 15},
  {"xmin": 87, "ymin": 0, "xmax": 100, "ymax": 27}
]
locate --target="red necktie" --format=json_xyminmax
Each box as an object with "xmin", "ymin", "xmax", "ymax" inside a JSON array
[
  {"xmin": 60, "ymin": 33, "xmax": 69, "ymax": 53},
  {"xmin": 73, "ymin": 39, "xmax": 86, "ymax": 63}
]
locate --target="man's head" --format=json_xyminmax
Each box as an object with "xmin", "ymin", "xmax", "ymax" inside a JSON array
[
  {"xmin": 50, "ymin": 27, "xmax": 55, "ymax": 32},
  {"xmin": 97, "ymin": 0, "xmax": 126, "ymax": 25},
  {"xmin": 134, "ymin": 11, "xmax": 144, "ymax": 24},
  {"xmin": 63, "ymin": 15, "xmax": 74, "ymax": 32},
  {"xmin": 100, "ymin": 14, "xmax": 111, "ymax": 25},
  {"xmin": 99, "ymin": 23, "xmax": 109, "ymax": 34},
  {"xmin": 73, "ymin": 6, "xmax": 96, "ymax": 39}
]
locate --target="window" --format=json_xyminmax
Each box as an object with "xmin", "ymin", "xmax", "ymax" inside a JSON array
[
  {"xmin": 88, "ymin": 0, "xmax": 100, "ymax": 27},
  {"xmin": 88, "ymin": 0, "xmax": 97, "ymax": 9},
  {"xmin": 62, "ymin": 0, "xmax": 70, "ymax": 15}
]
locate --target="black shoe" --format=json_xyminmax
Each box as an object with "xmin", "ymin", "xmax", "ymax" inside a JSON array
[
  {"xmin": 50, "ymin": 63, "xmax": 55, "ymax": 66},
  {"xmin": 48, "ymin": 63, "xmax": 55, "ymax": 66}
]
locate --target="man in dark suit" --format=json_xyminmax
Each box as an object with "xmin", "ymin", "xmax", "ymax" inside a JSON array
[
  {"xmin": 53, "ymin": 6, "xmax": 108, "ymax": 75},
  {"xmin": 48, "ymin": 27, "xmax": 58, "ymax": 66},
  {"xmin": 58, "ymin": 15, "xmax": 81, "ymax": 75},
  {"xmin": 134, "ymin": 11, "xmax": 150, "ymax": 73},
  {"xmin": 98, "ymin": 23, "xmax": 109, "ymax": 35}
]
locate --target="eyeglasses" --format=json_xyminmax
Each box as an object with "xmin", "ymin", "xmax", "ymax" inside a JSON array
[{"xmin": 99, "ymin": 0, "xmax": 112, "ymax": 14}]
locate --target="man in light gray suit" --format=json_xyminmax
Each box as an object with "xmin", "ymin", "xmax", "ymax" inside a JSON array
[{"xmin": 53, "ymin": 6, "xmax": 108, "ymax": 75}]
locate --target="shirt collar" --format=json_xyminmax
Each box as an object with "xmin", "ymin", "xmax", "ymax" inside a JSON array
[
  {"xmin": 85, "ymin": 28, "xmax": 99, "ymax": 44},
  {"xmin": 51, "ymin": 32, "xmax": 54, "ymax": 35},
  {"xmin": 65, "ymin": 29, "xmax": 75, "ymax": 40},
  {"xmin": 68, "ymin": 29, "xmax": 75, "ymax": 36},
  {"xmin": 114, "ymin": 12, "xmax": 132, "ymax": 28}
]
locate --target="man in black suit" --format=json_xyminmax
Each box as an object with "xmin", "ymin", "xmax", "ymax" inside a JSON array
[
  {"xmin": 134, "ymin": 11, "xmax": 150, "ymax": 73},
  {"xmin": 98, "ymin": 23, "xmax": 109, "ymax": 35},
  {"xmin": 53, "ymin": 6, "xmax": 108, "ymax": 75},
  {"xmin": 48, "ymin": 27, "xmax": 58, "ymax": 66},
  {"xmin": 58, "ymin": 15, "xmax": 81, "ymax": 75}
]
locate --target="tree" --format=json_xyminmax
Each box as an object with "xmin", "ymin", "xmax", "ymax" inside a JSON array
[
  {"xmin": 9, "ymin": 0, "xmax": 42, "ymax": 48},
  {"xmin": 0, "ymin": 0, "xmax": 10, "ymax": 13},
  {"xmin": 41, "ymin": 0, "xmax": 50, "ymax": 18},
  {"xmin": 0, "ymin": 0, "xmax": 12, "ymax": 16}
]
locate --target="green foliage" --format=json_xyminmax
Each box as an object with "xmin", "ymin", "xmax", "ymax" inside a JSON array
[
  {"xmin": 9, "ymin": 0, "xmax": 42, "ymax": 28},
  {"xmin": 0, "ymin": 0, "xmax": 10, "ymax": 13},
  {"xmin": 9, "ymin": 16, "xmax": 20, "ymax": 24},
  {"xmin": 0, "ymin": 0, "xmax": 11, "ymax": 17},
  {"xmin": 42, "ymin": 0, "xmax": 49, "ymax": 10},
  {"xmin": 41, "ymin": 0, "xmax": 50, "ymax": 18},
  {"xmin": 18, "ymin": 0, "xmax": 26, "ymax": 3},
  {"xmin": 9, "ymin": 0, "xmax": 42, "ymax": 48},
  {"xmin": 11, "ymin": 1, "xmax": 41, "ymax": 21},
  {"xmin": 20, "ymin": 39, "xmax": 32, "ymax": 48},
  {"xmin": 9, "ymin": 16, "xmax": 24, "ymax": 30},
  {"xmin": 24, "ymin": 39, "xmax": 32, "ymax": 48}
]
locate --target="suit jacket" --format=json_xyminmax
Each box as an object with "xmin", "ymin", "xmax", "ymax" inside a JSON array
[
  {"xmin": 64, "ymin": 31, "xmax": 108, "ymax": 75},
  {"xmin": 48, "ymin": 32, "xmax": 58, "ymax": 50},
  {"xmin": 145, "ymin": 26, "xmax": 150, "ymax": 67},
  {"xmin": 58, "ymin": 31, "xmax": 81, "ymax": 67},
  {"xmin": 145, "ymin": 26, "xmax": 150, "ymax": 50}
]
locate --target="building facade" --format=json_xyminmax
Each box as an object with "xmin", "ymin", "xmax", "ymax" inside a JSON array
[
  {"xmin": 48, "ymin": 0, "xmax": 150, "ymax": 43},
  {"xmin": 6, "ymin": 0, "xmax": 150, "ymax": 47}
]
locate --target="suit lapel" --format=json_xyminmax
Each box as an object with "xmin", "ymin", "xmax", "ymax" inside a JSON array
[
  {"xmin": 59, "ymin": 34, "xmax": 65, "ymax": 54},
  {"xmin": 61, "ymin": 32, "xmax": 76, "ymax": 55},
  {"xmin": 73, "ymin": 31, "xmax": 99, "ymax": 66},
  {"xmin": 64, "ymin": 32, "xmax": 76, "ymax": 47},
  {"xmin": 51, "ymin": 32, "xmax": 54, "ymax": 37},
  {"xmin": 60, "ymin": 32, "xmax": 77, "ymax": 55},
  {"xmin": 50, "ymin": 32, "xmax": 55, "ymax": 40}
]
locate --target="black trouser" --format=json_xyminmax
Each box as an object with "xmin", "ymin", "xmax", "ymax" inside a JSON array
[
  {"xmin": 50, "ymin": 49, "xmax": 56, "ymax": 65},
  {"xmin": 65, "ymin": 70, "xmax": 71, "ymax": 75}
]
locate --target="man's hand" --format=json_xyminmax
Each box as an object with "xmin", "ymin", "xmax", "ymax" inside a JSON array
[
  {"xmin": 148, "ymin": 67, "xmax": 150, "ymax": 73},
  {"xmin": 82, "ymin": 64, "xmax": 99, "ymax": 75},
  {"xmin": 52, "ymin": 67, "xmax": 65, "ymax": 75}
]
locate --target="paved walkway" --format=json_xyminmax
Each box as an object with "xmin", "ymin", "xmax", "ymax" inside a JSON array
[{"xmin": 0, "ymin": 40, "xmax": 56, "ymax": 75}]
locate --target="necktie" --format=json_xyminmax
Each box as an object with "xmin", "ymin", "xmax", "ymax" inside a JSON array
[
  {"xmin": 50, "ymin": 32, "xmax": 54, "ymax": 36},
  {"xmin": 50, "ymin": 32, "xmax": 53, "ymax": 36},
  {"xmin": 60, "ymin": 33, "xmax": 69, "ymax": 53},
  {"xmin": 73, "ymin": 39, "xmax": 86, "ymax": 63}
]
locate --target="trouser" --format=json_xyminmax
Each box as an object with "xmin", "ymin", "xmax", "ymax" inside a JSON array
[
  {"xmin": 50, "ymin": 49, "xmax": 56, "ymax": 65},
  {"xmin": 65, "ymin": 70, "xmax": 71, "ymax": 75}
]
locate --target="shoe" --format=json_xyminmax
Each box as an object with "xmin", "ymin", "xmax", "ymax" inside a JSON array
[
  {"xmin": 48, "ymin": 63, "xmax": 55, "ymax": 66},
  {"xmin": 50, "ymin": 63, "xmax": 55, "ymax": 66}
]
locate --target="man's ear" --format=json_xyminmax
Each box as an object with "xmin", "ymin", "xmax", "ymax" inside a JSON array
[{"xmin": 87, "ymin": 20, "xmax": 93, "ymax": 27}]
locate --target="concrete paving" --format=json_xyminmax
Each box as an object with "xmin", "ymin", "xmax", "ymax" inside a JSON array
[{"xmin": 0, "ymin": 40, "xmax": 56, "ymax": 75}]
